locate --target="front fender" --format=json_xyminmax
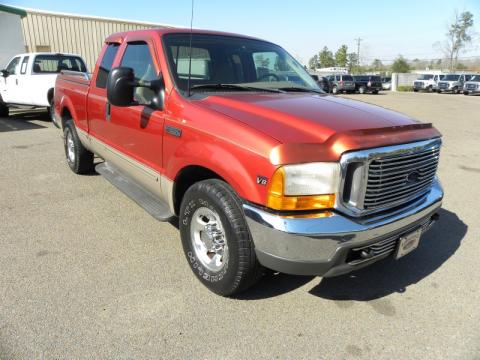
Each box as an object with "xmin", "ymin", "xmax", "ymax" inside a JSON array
[{"xmin": 165, "ymin": 138, "xmax": 273, "ymax": 205}]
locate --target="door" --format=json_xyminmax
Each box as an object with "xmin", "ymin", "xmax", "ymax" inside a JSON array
[
  {"xmin": 1, "ymin": 56, "xmax": 21, "ymax": 104},
  {"xmin": 109, "ymin": 41, "xmax": 165, "ymax": 174}
]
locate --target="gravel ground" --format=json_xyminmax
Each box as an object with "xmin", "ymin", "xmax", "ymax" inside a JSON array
[{"xmin": 0, "ymin": 92, "xmax": 479, "ymax": 359}]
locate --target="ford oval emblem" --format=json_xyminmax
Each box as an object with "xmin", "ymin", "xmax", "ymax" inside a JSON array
[{"xmin": 406, "ymin": 171, "xmax": 420, "ymax": 183}]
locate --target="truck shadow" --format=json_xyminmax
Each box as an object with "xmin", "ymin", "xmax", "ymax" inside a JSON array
[
  {"xmin": 0, "ymin": 110, "xmax": 49, "ymax": 132},
  {"xmin": 237, "ymin": 208, "xmax": 465, "ymax": 300},
  {"xmin": 308, "ymin": 208, "xmax": 466, "ymax": 301}
]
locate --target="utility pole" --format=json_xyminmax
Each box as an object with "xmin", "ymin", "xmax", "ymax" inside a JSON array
[{"xmin": 354, "ymin": 37, "xmax": 362, "ymax": 68}]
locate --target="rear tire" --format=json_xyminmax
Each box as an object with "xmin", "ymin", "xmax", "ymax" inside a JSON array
[
  {"xmin": 372, "ymin": 90, "xmax": 379, "ymax": 94},
  {"xmin": 63, "ymin": 120, "xmax": 94, "ymax": 174},
  {"xmin": 0, "ymin": 103, "xmax": 8, "ymax": 118},
  {"xmin": 179, "ymin": 179, "xmax": 263, "ymax": 296},
  {"xmin": 358, "ymin": 86, "xmax": 365, "ymax": 94}
]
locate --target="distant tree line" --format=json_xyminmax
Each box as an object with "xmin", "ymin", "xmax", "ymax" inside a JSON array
[{"xmin": 308, "ymin": 10, "xmax": 477, "ymax": 74}]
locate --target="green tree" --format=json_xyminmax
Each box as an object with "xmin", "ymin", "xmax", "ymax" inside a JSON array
[
  {"xmin": 391, "ymin": 55, "xmax": 410, "ymax": 73},
  {"xmin": 444, "ymin": 11, "xmax": 474, "ymax": 70},
  {"xmin": 347, "ymin": 52, "xmax": 358, "ymax": 72},
  {"xmin": 318, "ymin": 46, "xmax": 335, "ymax": 68},
  {"xmin": 335, "ymin": 45, "xmax": 348, "ymax": 67},
  {"xmin": 308, "ymin": 54, "xmax": 319, "ymax": 70}
]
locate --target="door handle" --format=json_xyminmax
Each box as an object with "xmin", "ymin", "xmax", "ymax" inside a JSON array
[
  {"xmin": 15, "ymin": 79, "xmax": 18, "ymax": 85},
  {"xmin": 106, "ymin": 102, "xmax": 111, "ymax": 122}
]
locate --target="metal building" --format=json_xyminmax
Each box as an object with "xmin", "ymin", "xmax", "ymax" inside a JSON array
[{"xmin": 0, "ymin": 4, "xmax": 174, "ymax": 69}]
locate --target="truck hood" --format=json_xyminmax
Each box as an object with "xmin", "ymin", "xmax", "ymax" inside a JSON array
[{"xmin": 195, "ymin": 93, "xmax": 425, "ymax": 143}]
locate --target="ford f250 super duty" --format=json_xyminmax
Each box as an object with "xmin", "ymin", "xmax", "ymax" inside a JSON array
[{"xmin": 54, "ymin": 29, "xmax": 443, "ymax": 296}]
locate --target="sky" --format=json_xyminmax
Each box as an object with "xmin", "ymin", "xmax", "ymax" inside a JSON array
[{"xmin": 5, "ymin": 0, "xmax": 480, "ymax": 65}]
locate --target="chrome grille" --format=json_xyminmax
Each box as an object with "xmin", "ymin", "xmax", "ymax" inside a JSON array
[
  {"xmin": 338, "ymin": 138, "xmax": 441, "ymax": 217},
  {"xmin": 414, "ymin": 81, "xmax": 424, "ymax": 88},
  {"xmin": 438, "ymin": 82, "xmax": 448, "ymax": 89},
  {"xmin": 466, "ymin": 83, "xmax": 477, "ymax": 90},
  {"xmin": 364, "ymin": 145, "xmax": 440, "ymax": 210}
]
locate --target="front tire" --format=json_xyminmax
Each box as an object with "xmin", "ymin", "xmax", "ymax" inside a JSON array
[
  {"xmin": 331, "ymin": 86, "xmax": 338, "ymax": 94},
  {"xmin": 180, "ymin": 179, "xmax": 262, "ymax": 296},
  {"xmin": 63, "ymin": 120, "xmax": 94, "ymax": 174},
  {"xmin": 358, "ymin": 86, "xmax": 366, "ymax": 94}
]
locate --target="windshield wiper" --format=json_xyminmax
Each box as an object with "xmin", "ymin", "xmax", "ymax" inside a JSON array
[
  {"xmin": 275, "ymin": 87, "xmax": 324, "ymax": 94},
  {"xmin": 189, "ymin": 83, "xmax": 284, "ymax": 93}
]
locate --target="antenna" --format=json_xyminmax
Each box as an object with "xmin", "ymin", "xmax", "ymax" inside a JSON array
[{"xmin": 187, "ymin": 0, "xmax": 194, "ymax": 97}]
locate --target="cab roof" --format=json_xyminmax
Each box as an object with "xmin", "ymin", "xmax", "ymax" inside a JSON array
[{"xmin": 104, "ymin": 28, "xmax": 266, "ymax": 44}]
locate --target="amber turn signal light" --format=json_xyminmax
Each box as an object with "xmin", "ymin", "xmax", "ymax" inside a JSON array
[{"xmin": 266, "ymin": 167, "xmax": 336, "ymax": 211}]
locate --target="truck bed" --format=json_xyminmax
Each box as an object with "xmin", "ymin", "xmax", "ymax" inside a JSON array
[{"xmin": 55, "ymin": 71, "xmax": 91, "ymax": 131}]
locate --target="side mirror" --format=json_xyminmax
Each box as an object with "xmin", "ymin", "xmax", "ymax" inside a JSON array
[
  {"xmin": 1, "ymin": 70, "xmax": 9, "ymax": 78},
  {"xmin": 107, "ymin": 67, "xmax": 165, "ymax": 110},
  {"xmin": 106, "ymin": 67, "xmax": 136, "ymax": 107}
]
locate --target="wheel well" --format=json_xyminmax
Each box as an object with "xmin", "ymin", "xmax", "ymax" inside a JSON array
[
  {"xmin": 47, "ymin": 88, "xmax": 54, "ymax": 104},
  {"xmin": 173, "ymin": 165, "xmax": 225, "ymax": 215},
  {"xmin": 60, "ymin": 107, "xmax": 72, "ymax": 129}
]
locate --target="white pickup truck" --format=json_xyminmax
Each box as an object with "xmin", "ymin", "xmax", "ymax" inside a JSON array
[{"xmin": 0, "ymin": 52, "xmax": 87, "ymax": 127}]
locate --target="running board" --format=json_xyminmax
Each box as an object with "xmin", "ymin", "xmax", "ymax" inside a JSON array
[{"xmin": 95, "ymin": 162, "xmax": 174, "ymax": 222}]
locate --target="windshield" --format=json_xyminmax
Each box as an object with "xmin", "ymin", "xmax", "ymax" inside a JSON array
[
  {"xmin": 418, "ymin": 74, "xmax": 434, "ymax": 80},
  {"xmin": 33, "ymin": 55, "xmax": 87, "ymax": 73},
  {"xmin": 469, "ymin": 75, "xmax": 480, "ymax": 82},
  {"xmin": 163, "ymin": 33, "xmax": 320, "ymax": 94},
  {"xmin": 443, "ymin": 74, "xmax": 460, "ymax": 81}
]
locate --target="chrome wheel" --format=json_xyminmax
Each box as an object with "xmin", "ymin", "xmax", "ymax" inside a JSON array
[
  {"xmin": 66, "ymin": 130, "xmax": 75, "ymax": 163},
  {"xmin": 190, "ymin": 207, "xmax": 228, "ymax": 272}
]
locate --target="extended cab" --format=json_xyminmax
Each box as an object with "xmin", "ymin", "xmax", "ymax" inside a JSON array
[
  {"xmin": 0, "ymin": 52, "xmax": 87, "ymax": 124},
  {"xmin": 55, "ymin": 29, "xmax": 443, "ymax": 296}
]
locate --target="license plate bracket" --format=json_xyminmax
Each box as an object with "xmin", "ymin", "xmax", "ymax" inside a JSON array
[{"xmin": 395, "ymin": 227, "xmax": 422, "ymax": 259}]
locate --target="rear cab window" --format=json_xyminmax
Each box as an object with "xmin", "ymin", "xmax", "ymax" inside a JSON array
[{"xmin": 96, "ymin": 43, "xmax": 120, "ymax": 89}]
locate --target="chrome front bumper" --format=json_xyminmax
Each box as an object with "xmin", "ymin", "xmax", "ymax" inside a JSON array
[{"xmin": 244, "ymin": 180, "xmax": 443, "ymax": 277}]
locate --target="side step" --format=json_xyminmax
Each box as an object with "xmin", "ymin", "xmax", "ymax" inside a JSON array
[{"xmin": 95, "ymin": 162, "xmax": 175, "ymax": 222}]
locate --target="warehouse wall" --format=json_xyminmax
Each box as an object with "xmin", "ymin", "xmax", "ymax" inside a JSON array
[
  {"xmin": 0, "ymin": 12, "xmax": 25, "ymax": 68},
  {"xmin": 20, "ymin": 11, "xmax": 170, "ymax": 71}
]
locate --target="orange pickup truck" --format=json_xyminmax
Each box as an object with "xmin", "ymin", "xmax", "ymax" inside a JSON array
[{"xmin": 54, "ymin": 28, "xmax": 443, "ymax": 296}]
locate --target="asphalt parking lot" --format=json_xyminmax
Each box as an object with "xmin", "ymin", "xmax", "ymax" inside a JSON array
[{"xmin": 0, "ymin": 92, "xmax": 479, "ymax": 359}]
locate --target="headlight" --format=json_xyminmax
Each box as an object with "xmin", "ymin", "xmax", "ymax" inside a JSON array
[{"xmin": 267, "ymin": 162, "xmax": 339, "ymax": 211}]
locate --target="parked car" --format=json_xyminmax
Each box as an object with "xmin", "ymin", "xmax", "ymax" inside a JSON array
[
  {"xmin": 55, "ymin": 28, "xmax": 443, "ymax": 296},
  {"xmin": 463, "ymin": 75, "xmax": 480, "ymax": 95},
  {"xmin": 381, "ymin": 77, "xmax": 391, "ymax": 90},
  {"xmin": 437, "ymin": 74, "xmax": 472, "ymax": 94},
  {"xmin": 326, "ymin": 74, "xmax": 355, "ymax": 94},
  {"xmin": 310, "ymin": 74, "xmax": 330, "ymax": 92},
  {"xmin": 413, "ymin": 74, "xmax": 445, "ymax": 92},
  {"xmin": 0, "ymin": 52, "xmax": 88, "ymax": 124},
  {"xmin": 352, "ymin": 75, "xmax": 382, "ymax": 94}
]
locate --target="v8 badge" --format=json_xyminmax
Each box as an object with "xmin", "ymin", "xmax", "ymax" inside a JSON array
[{"xmin": 256, "ymin": 176, "xmax": 268, "ymax": 186}]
